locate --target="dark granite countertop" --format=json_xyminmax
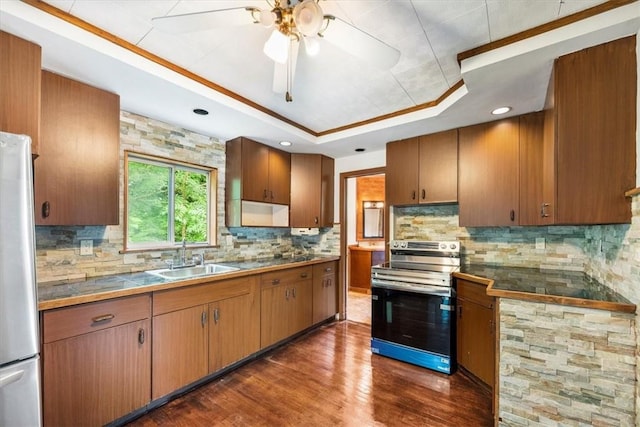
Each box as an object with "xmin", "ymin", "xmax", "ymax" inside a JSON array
[
  {"xmin": 38, "ymin": 255, "xmax": 339, "ymax": 311},
  {"xmin": 454, "ymin": 264, "xmax": 635, "ymax": 313}
]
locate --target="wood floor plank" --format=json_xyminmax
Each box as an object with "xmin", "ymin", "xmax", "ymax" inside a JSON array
[{"xmin": 128, "ymin": 321, "xmax": 492, "ymax": 426}]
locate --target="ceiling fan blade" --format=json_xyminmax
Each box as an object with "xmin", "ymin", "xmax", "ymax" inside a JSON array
[
  {"xmin": 152, "ymin": 7, "xmax": 258, "ymax": 34},
  {"xmin": 321, "ymin": 16, "xmax": 400, "ymax": 69},
  {"xmin": 273, "ymin": 40, "xmax": 300, "ymax": 95}
]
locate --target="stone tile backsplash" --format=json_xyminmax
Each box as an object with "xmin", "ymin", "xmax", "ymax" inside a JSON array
[{"xmin": 35, "ymin": 111, "xmax": 339, "ymax": 284}]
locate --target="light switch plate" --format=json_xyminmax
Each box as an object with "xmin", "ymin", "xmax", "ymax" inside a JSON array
[
  {"xmin": 535, "ymin": 238, "xmax": 545, "ymax": 250},
  {"xmin": 80, "ymin": 239, "xmax": 93, "ymax": 256}
]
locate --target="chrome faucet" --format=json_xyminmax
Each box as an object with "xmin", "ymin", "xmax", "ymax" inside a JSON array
[
  {"xmin": 180, "ymin": 239, "xmax": 187, "ymax": 266},
  {"xmin": 192, "ymin": 253, "xmax": 203, "ymax": 266}
]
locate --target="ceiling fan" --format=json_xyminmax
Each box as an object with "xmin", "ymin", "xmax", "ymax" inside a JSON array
[{"xmin": 152, "ymin": 0, "xmax": 401, "ymax": 102}]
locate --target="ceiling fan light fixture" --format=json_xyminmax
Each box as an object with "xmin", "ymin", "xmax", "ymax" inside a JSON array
[
  {"xmin": 303, "ymin": 36, "xmax": 320, "ymax": 56},
  {"xmin": 258, "ymin": 9, "xmax": 276, "ymax": 27},
  {"xmin": 293, "ymin": 0, "xmax": 324, "ymax": 36},
  {"xmin": 264, "ymin": 29, "xmax": 289, "ymax": 64}
]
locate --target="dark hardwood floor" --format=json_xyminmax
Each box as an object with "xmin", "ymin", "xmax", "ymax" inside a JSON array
[{"xmin": 128, "ymin": 321, "xmax": 492, "ymax": 426}]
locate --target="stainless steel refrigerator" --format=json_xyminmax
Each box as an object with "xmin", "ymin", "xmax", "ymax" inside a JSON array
[{"xmin": 0, "ymin": 131, "xmax": 42, "ymax": 426}]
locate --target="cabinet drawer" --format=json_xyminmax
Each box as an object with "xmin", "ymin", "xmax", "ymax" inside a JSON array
[
  {"xmin": 43, "ymin": 294, "xmax": 151, "ymax": 343},
  {"xmin": 261, "ymin": 266, "xmax": 312, "ymax": 288},
  {"xmin": 313, "ymin": 261, "xmax": 336, "ymax": 277},
  {"xmin": 457, "ymin": 279, "xmax": 493, "ymax": 308},
  {"xmin": 153, "ymin": 276, "xmax": 255, "ymax": 316}
]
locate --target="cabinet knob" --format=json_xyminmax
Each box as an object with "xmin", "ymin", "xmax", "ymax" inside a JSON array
[
  {"xmin": 314, "ymin": 217, "xmax": 318, "ymax": 224},
  {"xmin": 300, "ymin": 273, "xmax": 308, "ymax": 279},
  {"xmin": 324, "ymin": 267, "xmax": 332, "ymax": 272},
  {"xmin": 42, "ymin": 201, "xmax": 50, "ymax": 218}
]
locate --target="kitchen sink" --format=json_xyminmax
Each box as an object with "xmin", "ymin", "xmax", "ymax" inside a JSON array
[{"xmin": 146, "ymin": 264, "xmax": 239, "ymax": 280}]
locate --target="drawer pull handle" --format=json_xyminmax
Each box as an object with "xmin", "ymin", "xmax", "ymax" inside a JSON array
[
  {"xmin": 324, "ymin": 267, "xmax": 332, "ymax": 272},
  {"xmin": 285, "ymin": 288, "xmax": 290, "ymax": 300},
  {"xmin": 272, "ymin": 279, "xmax": 280, "ymax": 285},
  {"xmin": 201, "ymin": 311, "xmax": 207, "ymax": 327},
  {"xmin": 92, "ymin": 314, "xmax": 115, "ymax": 324},
  {"xmin": 213, "ymin": 308, "xmax": 220, "ymax": 324},
  {"xmin": 301, "ymin": 273, "xmax": 308, "ymax": 278},
  {"xmin": 138, "ymin": 328, "xmax": 145, "ymax": 345},
  {"xmin": 292, "ymin": 287, "xmax": 297, "ymax": 298}
]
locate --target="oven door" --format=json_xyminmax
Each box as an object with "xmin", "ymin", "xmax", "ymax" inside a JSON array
[{"xmin": 371, "ymin": 284, "xmax": 455, "ymax": 360}]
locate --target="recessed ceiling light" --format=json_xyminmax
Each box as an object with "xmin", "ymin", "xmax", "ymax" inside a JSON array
[
  {"xmin": 355, "ymin": 148, "xmax": 365, "ymax": 152},
  {"xmin": 491, "ymin": 106, "xmax": 512, "ymax": 115},
  {"xmin": 279, "ymin": 141, "xmax": 292, "ymax": 147},
  {"xmin": 193, "ymin": 108, "xmax": 209, "ymax": 115}
]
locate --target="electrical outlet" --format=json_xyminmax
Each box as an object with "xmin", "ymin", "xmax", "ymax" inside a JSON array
[
  {"xmin": 80, "ymin": 239, "xmax": 93, "ymax": 256},
  {"xmin": 535, "ymin": 237, "xmax": 545, "ymax": 250}
]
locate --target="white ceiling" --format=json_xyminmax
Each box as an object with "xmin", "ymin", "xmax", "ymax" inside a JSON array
[{"xmin": 0, "ymin": 0, "xmax": 639, "ymax": 158}]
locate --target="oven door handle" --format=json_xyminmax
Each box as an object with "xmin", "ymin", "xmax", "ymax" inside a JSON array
[{"xmin": 371, "ymin": 279, "xmax": 454, "ymax": 297}]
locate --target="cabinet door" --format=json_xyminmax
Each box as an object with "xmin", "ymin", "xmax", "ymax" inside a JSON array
[
  {"xmin": 0, "ymin": 31, "xmax": 41, "ymax": 155},
  {"xmin": 386, "ymin": 137, "xmax": 419, "ymax": 206},
  {"xmin": 37, "ymin": 71, "xmax": 119, "ymax": 225},
  {"xmin": 290, "ymin": 153, "xmax": 321, "ymax": 227},
  {"xmin": 418, "ymin": 129, "xmax": 458, "ymax": 204},
  {"xmin": 519, "ymin": 112, "xmax": 546, "ymax": 226},
  {"xmin": 555, "ymin": 36, "xmax": 636, "ymax": 224},
  {"xmin": 457, "ymin": 299, "xmax": 494, "ymax": 388},
  {"xmin": 268, "ymin": 147, "xmax": 291, "ymax": 205},
  {"xmin": 349, "ymin": 248, "xmax": 373, "ymax": 292},
  {"xmin": 43, "ymin": 320, "xmax": 150, "ymax": 427},
  {"xmin": 241, "ymin": 138, "xmax": 270, "ymax": 202},
  {"xmin": 320, "ymin": 155, "xmax": 334, "ymax": 227},
  {"xmin": 261, "ymin": 284, "xmax": 291, "ymax": 348},
  {"xmin": 152, "ymin": 305, "xmax": 208, "ymax": 399},
  {"xmin": 458, "ymin": 118, "xmax": 520, "ymax": 226},
  {"xmin": 290, "ymin": 280, "xmax": 313, "ymax": 334},
  {"xmin": 209, "ymin": 294, "xmax": 252, "ymax": 373},
  {"xmin": 313, "ymin": 262, "xmax": 337, "ymax": 324}
]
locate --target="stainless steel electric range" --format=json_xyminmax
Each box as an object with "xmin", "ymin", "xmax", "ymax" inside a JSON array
[{"xmin": 370, "ymin": 240, "xmax": 460, "ymax": 375}]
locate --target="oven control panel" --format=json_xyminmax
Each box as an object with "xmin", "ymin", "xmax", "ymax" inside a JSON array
[{"xmin": 390, "ymin": 240, "xmax": 459, "ymax": 253}]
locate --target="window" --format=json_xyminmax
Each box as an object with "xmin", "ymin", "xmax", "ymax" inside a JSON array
[{"xmin": 124, "ymin": 152, "xmax": 217, "ymax": 250}]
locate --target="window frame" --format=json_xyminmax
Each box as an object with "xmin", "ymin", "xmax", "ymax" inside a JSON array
[{"xmin": 123, "ymin": 151, "xmax": 217, "ymax": 252}]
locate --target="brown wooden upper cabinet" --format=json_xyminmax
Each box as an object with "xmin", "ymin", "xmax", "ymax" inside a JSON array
[
  {"xmin": 290, "ymin": 153, "xmax": 334, "ymax": 228},
  {"xmin": 35, "ymin": 71, "xmax": 120, "ymax": 225},
  {"xmin": 458, "ymin": 118, "xmax": 520, "ymax": 227},
  {"xmin": 386, "ymin": 129, "xmax": 458, "ymax": 206},
  {"xmin": 226, "ymin": 137, "xmax": 291, "ymax": 205},
  {"xmin": 542, "ymin": 35, "xmax": 636, "ymax": 225},
  {"xmin": 0, "ymin": 31, "xmax": 41, "ymax": 156}
]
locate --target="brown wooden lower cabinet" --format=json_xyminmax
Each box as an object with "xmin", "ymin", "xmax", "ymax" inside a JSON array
[
  {"xmin": 261, "ymin": 266, "xmax": 313, "ymax": 348},
  {"xmin": 42, "ymin": 295, "xmax": 151, "ymax": 427},
  {"xmin": 41, "ymin": 263, "xmax": 333, "ymax": 425},
  {"xmin": 151, "ymin": 276, "xmax": 260, "ymax": 400},
  {"xmin": 312, "ymin": 261, "xmax": 338, "ymax": 324},
  {"xmin": 456, "ymin": 279, "xmax": 495, "ymax": 389},
  {"xmin": 349, "ymin": 245, "xmax": 385, "ymax": 293},
  {"xmin": 152, "ymin": 304, "xmax": 208, "ymax": 400},
  {"xmin": 209, "ymin": 293, "xmax": 258, "ymax": 373}
]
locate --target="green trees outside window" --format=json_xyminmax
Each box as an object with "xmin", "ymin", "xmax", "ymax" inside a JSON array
[{"xmin": 126, "ymin": 153, "xmax": 215, "ymax": 249}]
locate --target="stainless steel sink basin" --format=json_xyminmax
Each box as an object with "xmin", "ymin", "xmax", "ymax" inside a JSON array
[{"xmin": 146, "ymin": 264, "xmax": 239, "ymax": 280}]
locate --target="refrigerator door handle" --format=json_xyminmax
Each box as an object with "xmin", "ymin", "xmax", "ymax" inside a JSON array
[{"xmin": 0, "ymin": 370, "xmax": 24, "ymax": 389}]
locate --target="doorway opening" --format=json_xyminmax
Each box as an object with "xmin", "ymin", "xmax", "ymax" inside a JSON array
[{"xmin": 339, "ymin": 167, "xmax": 385, "ymax": 325}]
